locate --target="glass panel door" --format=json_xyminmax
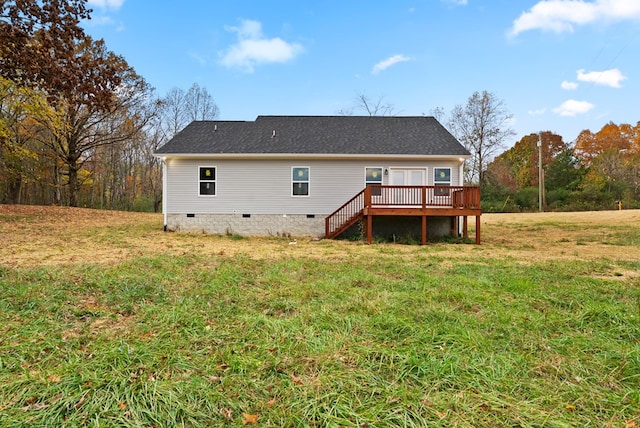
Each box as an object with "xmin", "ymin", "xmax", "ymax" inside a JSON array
[{"xmin": 389, "ymin": 169, "xmax": 425, "ymax": 204}]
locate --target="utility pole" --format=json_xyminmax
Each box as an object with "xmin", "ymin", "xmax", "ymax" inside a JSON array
[{"xmin": 538, "ymin": 132, "xmax": 543, "ymax": 212}]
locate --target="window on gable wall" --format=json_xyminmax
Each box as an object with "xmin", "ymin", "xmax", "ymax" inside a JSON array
[
  {"xmin": 365, "ymin": 167, "xmax": 383, "ymax": 196},
  {"xmin": 292, "ymin": 167, "xmax": 309, "ymax": 196},
  {"xmin": 434, "ymin": 167, "xmax": 451, "ymax": 196},
  {"xmin": 199, "ymin": 166, "xmax": 216, "ymax": 196}
]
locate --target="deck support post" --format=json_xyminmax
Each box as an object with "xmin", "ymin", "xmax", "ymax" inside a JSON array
[
  {"xmin": 421, "ymin": 215, "xmax": 427, "ymax": 245},
  {"xmin": 475, "ymin": 215, "xmax": 481, "ymax": 245},
  {"xmin": 366, "ymin": 214, "xmax": 372, "ymax": 244},
  {"xmin": 463, "ymin": 216, "xmax": 468, "ymax": 239}
]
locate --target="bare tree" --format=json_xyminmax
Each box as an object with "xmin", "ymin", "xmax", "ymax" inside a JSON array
[
  {"xmin": 338, "ymin": 92, "xmax": 397, "ymax": 116},
  {"xmin": 185, "ymin": 83, "xmax": 220, "ymax": 122},
  {"xmin": 161, "ymin": 87, "xmax": 188, "ymax": 137},
  {"xmin": 158, "ymin": 83, "xmax": 219, "ymax": 143},
  {"xmin": 448, "ymin": 91, "xmax": 515, "ymax": 185},
  {"xmin": 147, "ymin": 83, "xmax": 219, "ymax": 211},
  {"xmin": 429, "ymin": 106, "xmax": 446, "ymax": 123}
]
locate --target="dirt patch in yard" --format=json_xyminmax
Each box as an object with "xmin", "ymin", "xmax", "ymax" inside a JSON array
[{"xmin": 1, "ymin": 204, "xmax": 639, "ymax": 268}]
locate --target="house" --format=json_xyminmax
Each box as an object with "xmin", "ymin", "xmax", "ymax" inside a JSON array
[{"xmin": 154, "ymin": 115, "xmax": 481, "ymax": 244}]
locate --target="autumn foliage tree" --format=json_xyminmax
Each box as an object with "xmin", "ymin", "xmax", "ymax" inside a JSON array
[
  {"xmin": 574, "ymin": 122, "xmax": 635, "ymax": 166},
  {"xmin": 0, "ymin": 77, "xmax": 59, "ymax": 203},
  {"xmin": 42, "ymin": 36, "xmax": 157, "ymax": 206},
  {"xmin": 575, "ymin": 121, "xmax": 640, "ymax": 205},
  {"xmin": 0, "ymin": 0, "xmax": 91, "ymax": 103},
  {"xmin": 484, "ymin": 121, "xmax": 640, "ymax": 212},
  {"xmin": 1, "ymin": 1, "xmax": 161, "ymax": 207},
  {"xmin": 484, "ymin": 131, "xmax": 579, "ymax": 210},
  {"xmin": 1, "ymin": 1, "xmax": 228, "ymax": 210},
  {"xmin": 485, "ymin": 131, "xmax": 584, "ymax": 210}
]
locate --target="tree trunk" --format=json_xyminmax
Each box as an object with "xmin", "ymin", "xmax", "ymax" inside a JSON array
[
  {"xmin": 6, "ymin": 175, "xmax": 22, "ymax": 204},
  {"xmin": 52, "ymin": 163, "xmax": 62, "ymax": 205},
  {"xmin": 68, "ymin": 162, "xmax": 80, "ymax": 207}
]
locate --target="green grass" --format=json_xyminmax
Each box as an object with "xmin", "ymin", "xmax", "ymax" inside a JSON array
[{"xmin": 1, "ymin": 247, "xmax": 639, "ymax": 426}]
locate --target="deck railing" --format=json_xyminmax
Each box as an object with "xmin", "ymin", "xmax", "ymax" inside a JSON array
[
  {"xmin": 365, "ymin": 185, "xmax": 481, "ymax": 209},
  {"xmin": 325, "ymin": 185, "xmax": 481, "ymax": 239}
]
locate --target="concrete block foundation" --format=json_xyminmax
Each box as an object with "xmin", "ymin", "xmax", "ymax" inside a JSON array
[{"xmin": 166, "ymin": 213, "xmax": 326, "ymax": 238}]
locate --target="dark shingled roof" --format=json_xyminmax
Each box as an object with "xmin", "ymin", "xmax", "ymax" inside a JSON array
[{"xmin": 155, "ymin": 116, "xmax": 470, "ymax": 157}]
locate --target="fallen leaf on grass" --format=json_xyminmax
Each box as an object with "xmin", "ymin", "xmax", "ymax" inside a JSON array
[
  {"xmin": 22, "ymin": 402, "xmax": 49, "ymax": 411},
  {"xmin": 47, "ymin": 374, "xmax": 61, "ymax": 383},
  {"xmin": 74, "ymin": 391, "xmax": 89, "ymax": 408},
  {"xmin": 565, "ymin": 404, "xmax": 576, "ymax": 412},
  {"xmin": 289, "ymin": 373, "xmax": 303, "ymax": 385},
  {"xmin": 267, "ymin": 398, "xmax": 277, "ymax": 408},
  {"xmin": 118, "ymin": 402, "xmax": 128, "ymax": 410},
  {"xmin": 242, "ymin": 413, "xmax": 259, "ymax": 425},
  {"xmin": 220, "ymin": 408, "xmax": 233, "ymax": 421}
]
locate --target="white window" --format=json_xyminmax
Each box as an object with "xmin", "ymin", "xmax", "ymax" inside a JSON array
[
  {"xmin": 199, "ymin": 166, "xmax": 216, "ymax": 196},
  {"xmin": 365, "ymin": 167, "xmax": 383, "ymax": 195},
  {"xmin": 434, "ymin": 167, "xmax": 451, "ymax": 196},
  {"xmin": 292, "ymin": 167, "xmax": 309, "ymax": 196}
]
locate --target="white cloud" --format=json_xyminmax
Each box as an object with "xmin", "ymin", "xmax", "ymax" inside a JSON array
[
  {"xmin": 87, "ymin": 0, "xmax": 125, "ymax": 11},
  {"xmin": 85, "ymin": 0, "xmax": 124, "ymax": 30},
  {"xmin": 372, "ymin": 54, "xmax": 413, "ymax": 75},
  {"xmin": 553, "ymin": 99, "xmax": 595, "ymax": 116},
  {"xmin": 90, "ymin": 15, "xmax": 115, "ymax": 26},
  {"xmin": 219, "ymin": 19, "xmax": 303, "ymax": 72},
  {"xmin": 528, "ymin": 108, "xmax": 547, "ymax": 115},
  {"xmin": 577, "ymin": 68, "xmax": 626, "ymax": 88},
  {"xmin": 83, "ymin": 12, "xmax": 124, "ymax": 31},
  {"xmin": 561, "ymin": 80, "xmax": 578, "ymax": 90},
  {"xmin": 509, "ymin": 0, "xmax": 640, "ymax": 36}
]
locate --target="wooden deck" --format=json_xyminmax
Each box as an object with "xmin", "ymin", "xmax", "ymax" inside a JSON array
[{"xmin": 325, "ymin": 185, "xmax": 481, "ymax": 244}]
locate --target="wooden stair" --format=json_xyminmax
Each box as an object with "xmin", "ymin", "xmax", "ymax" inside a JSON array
[{"xmin": 325, "ymin": 189, "xmax": 365, "ymax": 239}]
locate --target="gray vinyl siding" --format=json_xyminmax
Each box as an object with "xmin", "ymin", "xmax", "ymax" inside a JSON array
[{"xmin": 165, "ymin": 158, "xmax": 463, "ymax": 215}]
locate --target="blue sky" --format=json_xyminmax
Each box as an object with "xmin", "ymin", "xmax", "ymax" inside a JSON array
[{"xmin": 83, "ymin": 0, "xmax": 640, "ymax": 147}]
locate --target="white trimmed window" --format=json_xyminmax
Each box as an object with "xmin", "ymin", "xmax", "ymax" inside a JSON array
[
  {"xmin": 199, "ymin": 166, "xmax": 216, "ymax": 196},
  {"xmin": 292, "ymin": 167, "xmax": 309, "ymax": 196},
  {"xmin": 434, "ymin": 167, "xmax": 451, "ymax": 196},
  {"xmin": 365, "ymin": 167, "xmax": 383, "ymax": 195}
]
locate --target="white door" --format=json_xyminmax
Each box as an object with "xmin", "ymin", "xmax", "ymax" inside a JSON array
[
  {"xmin": 389, "ymin": 169, "xmax": 425, "ymax": 204},
  {"xmin": 390, "ymin": 169, "xmax": 425, "ymax": 185}
]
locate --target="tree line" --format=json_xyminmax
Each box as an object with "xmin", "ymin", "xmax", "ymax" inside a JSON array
[
  {"xmin": 483, "ymin": 122, "xmax": 640, "ymax": 212},
  {"xmin": 0, "ymin": 0, "xmax": 218, "ymax": 210}
]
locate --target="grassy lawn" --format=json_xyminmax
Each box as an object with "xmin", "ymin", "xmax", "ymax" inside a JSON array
[{"xmin": 1, "ymin": 206, "xmax": 639, "ymax": 426}]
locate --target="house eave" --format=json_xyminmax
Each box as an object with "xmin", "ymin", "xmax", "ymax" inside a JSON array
[{"xmin": 154, "ymin": 153, "xmax": 471, "ymax": 161}]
